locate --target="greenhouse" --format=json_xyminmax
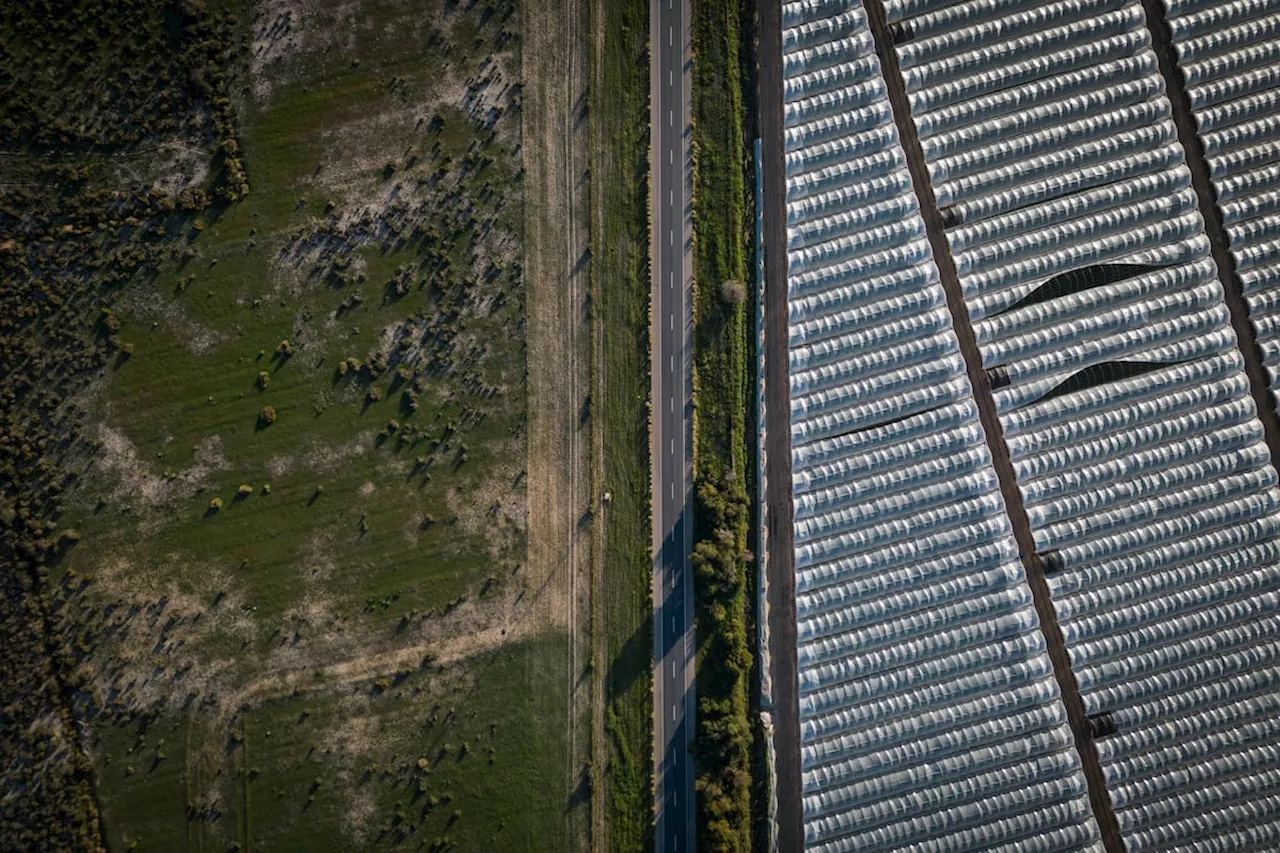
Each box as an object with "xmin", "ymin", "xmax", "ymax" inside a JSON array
[{"xmin": 774, "ymin": 0, "xmax": 1280, "ymax": 848}]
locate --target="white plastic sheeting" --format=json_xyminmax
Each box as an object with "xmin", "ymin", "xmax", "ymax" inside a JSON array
[
  {"xmin": 1164, "ymin": 0, "xmax": 1280, "ymax": 417},
  {"xmin": 890, "ymin": 0, "xmax": 1280, "ymax": 847},
  {"xmin": 782, "ymin": 1, "xmax": 1099, "ymax": 850}
]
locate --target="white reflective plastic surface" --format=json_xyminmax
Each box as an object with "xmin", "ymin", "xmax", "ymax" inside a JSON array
[{"xmin": 782, "ymin": 1, "xmax": 1097, "ymax": 849}]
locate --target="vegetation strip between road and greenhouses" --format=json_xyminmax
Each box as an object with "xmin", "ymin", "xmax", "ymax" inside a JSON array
[{"xmin": 690, "ymin": 0, "xmax": 755, "ymax": 850}]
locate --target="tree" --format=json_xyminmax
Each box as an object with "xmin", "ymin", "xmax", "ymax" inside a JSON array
[
  {"xmin": 720, "ymin": 279, "xmax": 746, "ymax": 304},
  {"xmin": 258, "ymin": 406, "xmax": 277, "ymax": 427}
]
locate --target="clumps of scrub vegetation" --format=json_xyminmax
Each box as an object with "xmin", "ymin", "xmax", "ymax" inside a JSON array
[
  {"xmin": 0, "ymin": 0, "xmax": 244, "ymax": 848},
  {"xmin": 690, "ymin": 0, "xmax": 755, "ymax": 850},
  {"xmin": 2, "ymin": 0, "xmax": 555, "ymax": 849},
  {"xmin": 691, "ymin": 475, "xmax": 752, "ymax": 851}
]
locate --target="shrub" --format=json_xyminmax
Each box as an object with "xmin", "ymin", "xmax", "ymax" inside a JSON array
[
  {"xmin": 720, "ymin": 278, "xmax": 746, "ymax": 304},
  {"xmin": 257, "ymin": 370, "xmax": 270, "ymax": 388}
]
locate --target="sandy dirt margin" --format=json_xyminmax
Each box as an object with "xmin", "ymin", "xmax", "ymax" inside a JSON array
[{"xmin": 522, "ymin": 0, "xmax": 597, "ymax": 847}]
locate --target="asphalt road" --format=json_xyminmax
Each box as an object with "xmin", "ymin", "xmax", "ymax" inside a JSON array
[{"xmin": 650, "ymin": 0, "xmax": 694, "ymax": 850}]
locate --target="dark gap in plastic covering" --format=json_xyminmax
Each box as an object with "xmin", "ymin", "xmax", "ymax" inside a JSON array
[
  {"xmin": 1040, "ymin": 548, "xmax": 1066, "ymax": 577},
  {"xmin": 1037, "ymin": 359, "xmax": 1176, "ymax": 404},
  {"xmin": 995, "ymin": 263, "xmax": 1167, "ymax": 316},
  {"xmin": 829, "ymin": 401, "xmax": 952, "ymax": 440},
  {"xmin": 1087, "ymin": 712, "xmax": 1120, "ymax": 739}
]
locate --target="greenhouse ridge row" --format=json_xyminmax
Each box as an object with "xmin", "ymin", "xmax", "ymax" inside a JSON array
[{"xmin": 760, "ymin": 0, "xmax": 1280, "ymax": 849}]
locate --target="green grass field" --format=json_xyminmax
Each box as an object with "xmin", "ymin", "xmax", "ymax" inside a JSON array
[
  {"xmin": 596, "ymin": 0, "xmax": 655, "ymax": 849},
  {"xmin": 91, "ymin": 637, "xmax": 567, "ymax": 852},
  {"xmin": 46, "ymin": 1, "xmax": 571, "ymax": 849}
]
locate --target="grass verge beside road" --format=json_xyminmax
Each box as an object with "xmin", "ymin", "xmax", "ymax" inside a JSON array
[
  {"xmin": 596, "ymin": 0, "xmax": 655, "ymax": 850},
  {"xmin": 690, "ymin": 0, "xmax": 754, "ymax": 850}
]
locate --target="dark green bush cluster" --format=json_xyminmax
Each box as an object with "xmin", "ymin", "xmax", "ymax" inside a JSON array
[
  {"xmin": 0, "ymin": 0, "xmax": 242, "ymax": 163},
  {"xmin": 692, "ymin": 472, "xmax": 752, "ymax": 853},
  {"xmin": 0, "ymin": 2, "xmax": 244, "ymax": 847}
]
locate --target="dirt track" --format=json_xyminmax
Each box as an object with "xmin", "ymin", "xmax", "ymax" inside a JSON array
[
  {"xmin": 755, "ymin": 1, "xmax": 803, "ymax": 850},
  {"xmin": 522, "ymin": 0, "xmax": 597, "ymax": 846}
]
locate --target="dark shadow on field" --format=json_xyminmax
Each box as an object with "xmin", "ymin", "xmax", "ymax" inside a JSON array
[
  {"xmin": 606, "ymin": 606, "xmax": 652, "ymax": 709},
  {"xmin": 567, "ymin": 762, "xmax": 591, "ymax": 814}
]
